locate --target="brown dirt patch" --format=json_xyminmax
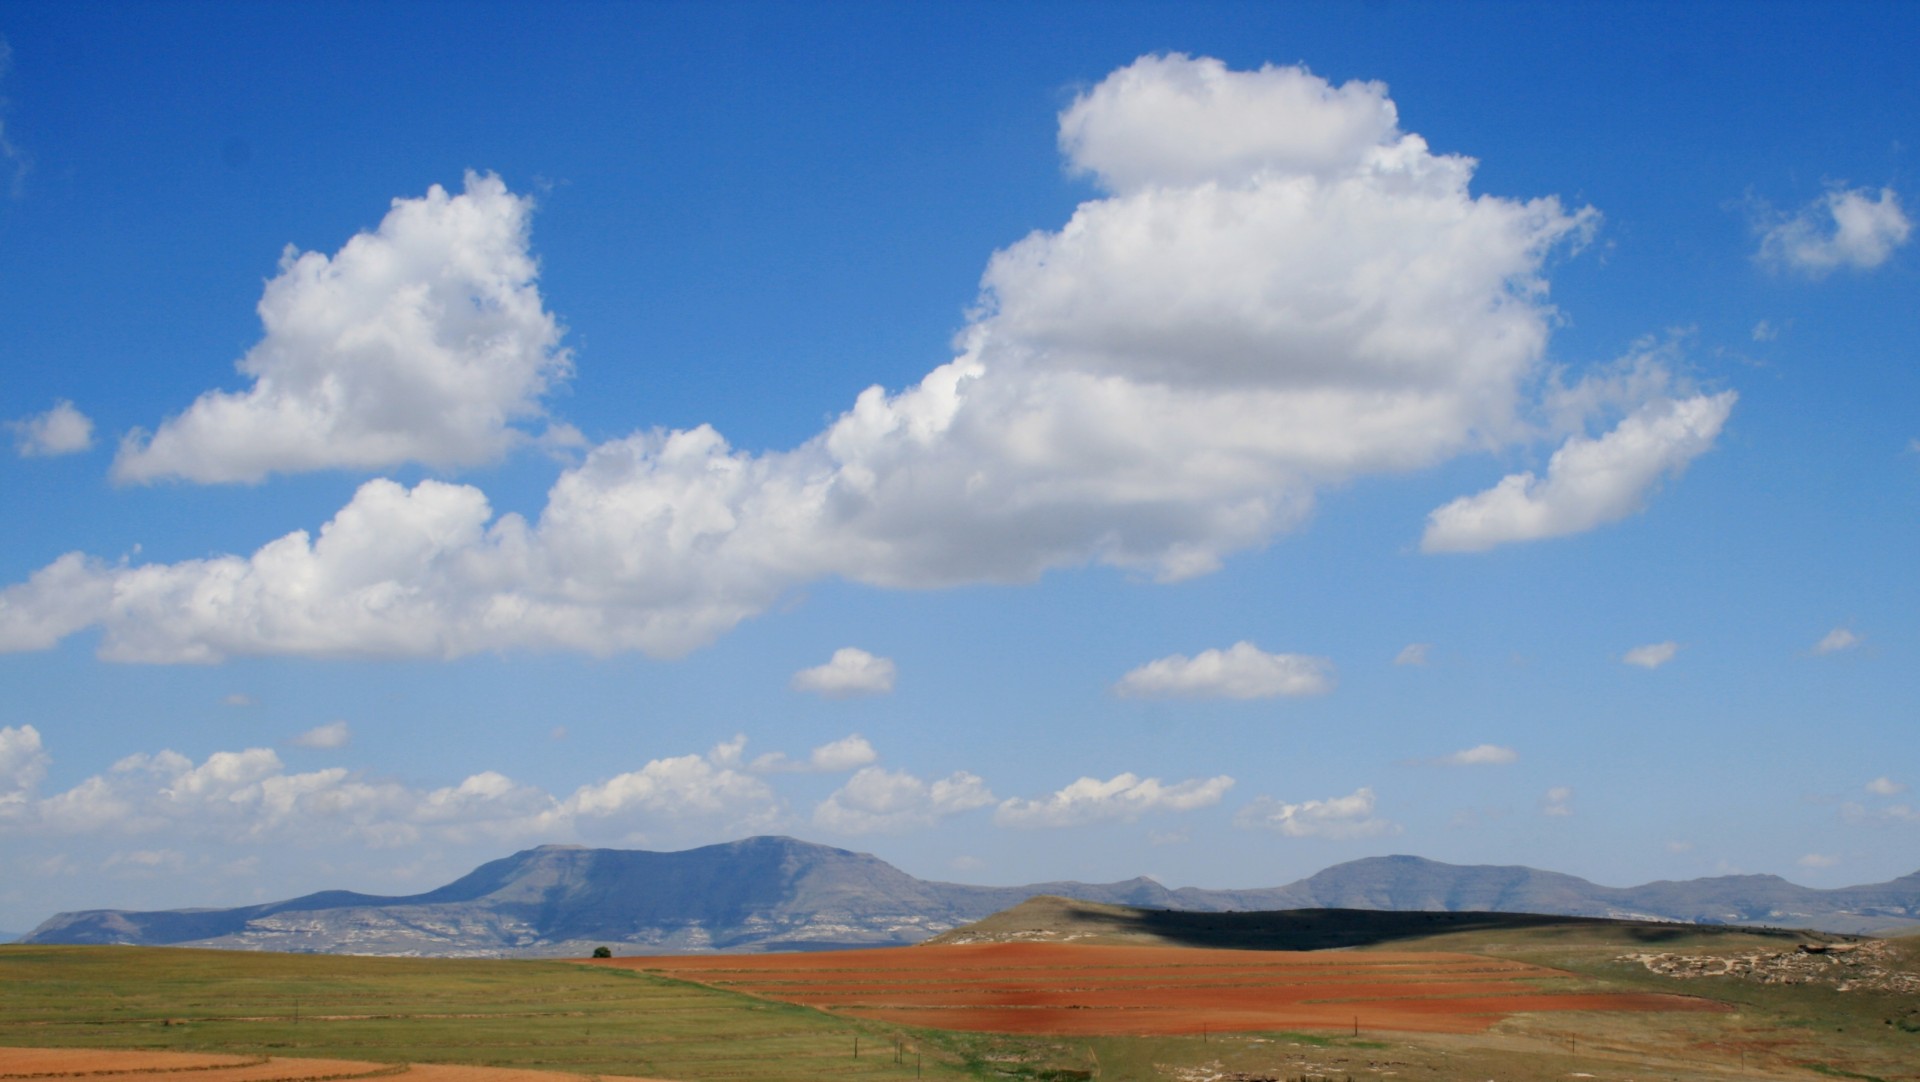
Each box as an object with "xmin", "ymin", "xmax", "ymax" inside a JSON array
[{"xmin": 601, "ymin": 942, "xmax": 1725, "ymax": 1037}]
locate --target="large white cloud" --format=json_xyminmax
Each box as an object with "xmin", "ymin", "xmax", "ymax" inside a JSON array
[
  {"xmin": 994, "ymin": 771, "xmax": 1233, "ymax": 828},
  {"xmin": 1756, "ymin": 186, "xmax": 1912, "ymax": 276},
  {"xmin": 113, "ymin": 172, "xmax": 570, "ymax": 484},
  {"xmin": 6, "ymin": 54, "xmax": 1723, "ymax": 662},
  {"xmin": 1114, "ymin": 642, "xmax": 1333, "ymax": 699},
  {"xmin": 1421, "ymin": 392, "xmax": 1735, "ymax": 553}
]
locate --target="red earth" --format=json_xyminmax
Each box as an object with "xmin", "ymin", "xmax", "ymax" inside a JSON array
[{"xmin": 600, "ymin": 941, "xmax": 1724, "ymax": 1036}]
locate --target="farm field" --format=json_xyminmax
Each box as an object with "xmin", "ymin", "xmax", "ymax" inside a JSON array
[{"xmin": 607, "ymin": 941, "xmax": 1722, "ymax": 1035}]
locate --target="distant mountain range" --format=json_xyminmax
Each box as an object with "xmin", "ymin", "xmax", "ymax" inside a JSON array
[{"xmin": 20, "ymin": 836, "xmax": 1920, "ymax": 955}]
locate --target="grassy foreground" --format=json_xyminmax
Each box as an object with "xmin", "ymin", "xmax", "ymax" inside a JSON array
[
  {"xmin": 4, "ymin": 933, "xmax": 1919, "ymax": 1082},
  {"xmin": 0, "ymin": 945, "xmax": 986, "ymax": 1081}
]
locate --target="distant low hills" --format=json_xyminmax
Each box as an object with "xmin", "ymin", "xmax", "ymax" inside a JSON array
[
  {"xmin": 927, "ymin": 894, "xmax": 1851, "ymax": 952},
  {"xmin": 20, "ymin": 837, "xmax": 1920, "ymax": 955}
]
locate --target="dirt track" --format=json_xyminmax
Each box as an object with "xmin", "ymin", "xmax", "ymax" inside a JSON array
[
  {"xmin": 605, "ymin": 942, "xmax": 1725, "ymax": 1036},
  {"xmin": 0, "ymin": 1048, "xmax": 667, "ymax": 1082}
]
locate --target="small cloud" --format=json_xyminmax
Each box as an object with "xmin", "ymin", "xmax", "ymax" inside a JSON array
[
  {"xmin": 949, "ymin": 855, "xmax": 986, "ymax": 873},
  {"xmin": 549, "ymin": 725, "xmax": 568, "ymax": 742},
  {"xmin": 290, "ymin": 721, "xmax": 350, "ymax": 750},
  {"xmin": 1867, "ymin": 776, "xmax": 1907, "ymax": 796},
  {"xmin": 1434, "ymin": 744, "xmax": 1518, "ymax": 767},
  {"xmin": 8, "ymin": 400, "xmax": 95, "ymax": 457},
  {"xmin": 221, "ymin": 693, "xmax": 258, "ymax": 708},
  {"xmin": 707, "ymin": 734, "xmax": 746, "ymax": 766},
  {"xmin": 1811, "ymin": 627, "xmax": 1862, "ymax": 655},
  {"xmin": 1797, "ymin": 853, "xmax": 1841, "ymax": 869},
  {"xmin": 1541, "ymin": 785, "xmax": 1574, "ymax": 817},
  {"xmin": 791, "ymin": 648, "xmax": 896, "ymax": 697},
  {"xmin": 1234, "ymin": 786, "xmax": 1397, "ymax": 839},
  {"xmin": 104, "ymin": 848, "xmax": 187, "ymax": 872},
  {"xmin": 1622, "ymin": 641, "xmax": 1680, "ymax": 669},
  {"xmin": 1393, "ymin": 643, "xmax": 1431, "ymax": 666},
  {"xmin": 1666, "ymin": 840, "xmax": 1695, "ymax": 853},
  {"xmin": 752, "ymin": 733, "xmax": 879, "ymax": 774},
  {"xmin": 1115, "ymin": 642, "xmax": 1333, "ymax": 699},
  {"xmin": 1750, "ymin": 320, "xmax": 1779, "ymax": 342},
  {"xmin": 1843, "ymin": 801, "xmax": 1920, "ymax": 825},
  {"xmin": 996, "ymin": 772, "xmax": 1233, "ymax": 828},
  {"xmin": 1755, "ymin": 186, "xmax": 1912, "ymax": 276}
]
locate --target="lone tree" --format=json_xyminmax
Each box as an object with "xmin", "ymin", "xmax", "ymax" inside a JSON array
[{"xmin": 591, "ymin": 946, "xmax": 612, "ymax": 959}]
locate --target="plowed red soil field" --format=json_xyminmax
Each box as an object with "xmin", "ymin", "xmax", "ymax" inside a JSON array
[
  {"xmin": 0, "ymin": 1048, "xmax": 667, "ymax": 1082},
  {"xmin": 603, "ymin": 942, "xmax": 1723, "ymax": 1036}
]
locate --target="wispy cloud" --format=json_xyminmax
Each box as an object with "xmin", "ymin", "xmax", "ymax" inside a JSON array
[
  {"xmin": 1235, "ymin": 786, "xmax": 1396, "ymax": 839},
  {"xmin": 1811, "ymin": 627, "xmax": 1862, "ymax": 655},
  {"xmin": 1433, "ymin": 744, "xmax": 1518, "ymax": 767},
  {"xmin": 1541, "ymin": 785, "xmax": 1574, "ymax": 817},
  {"xmin": 290, "ymin": 721, "xmax": 350, "ymax": 750},
  {"xmin": 1622, "ymin": 641, "xmax": 1680, "ymax": 669}
]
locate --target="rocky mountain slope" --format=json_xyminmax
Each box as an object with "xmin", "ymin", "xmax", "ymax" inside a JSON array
[{"xmin": 21, "ymin": 837, "xmax": 1920, "ymax": 955}]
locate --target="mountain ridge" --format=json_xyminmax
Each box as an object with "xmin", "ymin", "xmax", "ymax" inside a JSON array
[{"xmin": 22, "ymin": 836, "xmax": 1920, "ymax": 955}]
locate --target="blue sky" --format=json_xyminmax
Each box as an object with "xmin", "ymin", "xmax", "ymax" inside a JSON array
[{"xmin": 1, "ymin": 2, "xmax": 1915, "ymax": 933}]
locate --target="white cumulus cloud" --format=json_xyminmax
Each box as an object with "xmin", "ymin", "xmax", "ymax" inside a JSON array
[
  {"xmin": 995, "ymin": 771, "xmax": 1233, "ymax": 828},
  {"xmin": 113, "ymin": 172, "xmax": 570, "ymax": 484},
  {"xmin": 9, "ymin": 400, "xmax": 94, "ymax": 457},
  {"xmin": 1622, "ymin": 641, "xmax": 1680, "ymax": 669},
  {"xmin": 1867, "ymin": 777, "xmax": 1907, "ymax": 796},
  {"xmin": 1757, "ymin": 186, "xmax": 1912, "ymax": 276},
  {"xmin": 813, "ymin": 766, "xmax": 995, "ymax": 834},
  {"xmin": 4, "ymin": 54, "xmax": 1720, "ymax": 663},
  {"xmin": 1115, "ymin": 642, "xmax": 1333, "ymax": 699},
  {"xmin": 790, "ymin": 649, "xmax": 897, "ymax": 697},
  {"xmin": 1393, "ymin": 643, "xmax": 1431, "ymax": 666},
  {"xmin": 1234, "ymin": 786, "xmax": 1396, "ymax": 838},
  {"xmin": 1422, "ymin": 392, "xmax": 1735, "ymax": 552}
]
